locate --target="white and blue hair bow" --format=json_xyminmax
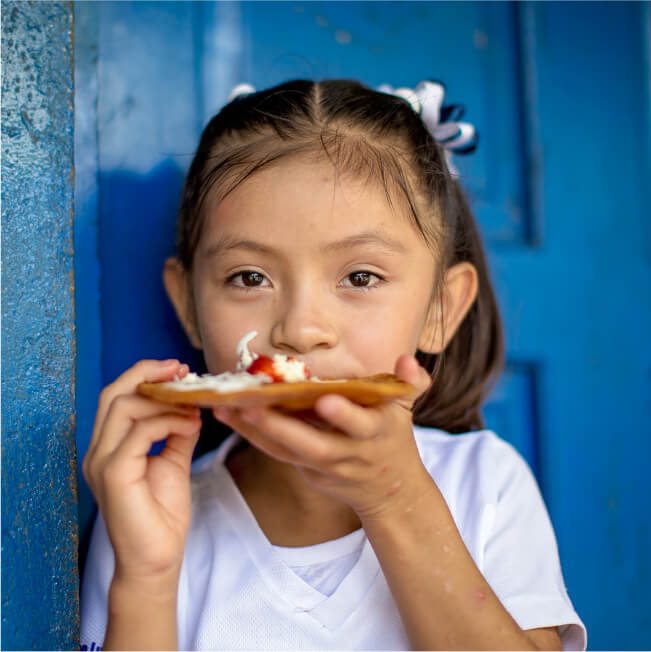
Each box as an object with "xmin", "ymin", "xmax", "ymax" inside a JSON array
[
  {"xmin": 377, "ymin": 81, "xmax": 478, "ymax": 176},
  {"xmin": 227, "ymin": 83, "xmax": 256, "ymax": 102},
  {"xmin": 227, "ymin": 80, "xmax": 477, "ymax": 176}
]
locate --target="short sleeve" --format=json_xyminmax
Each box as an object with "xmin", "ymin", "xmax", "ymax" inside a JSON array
[
  {"xmin": 80, "ymin": 513, "xmax": 114, "ymax": 651},
  {"xmin": 482, "ymin": 437, "xmax": 587, "ymax": 650}
]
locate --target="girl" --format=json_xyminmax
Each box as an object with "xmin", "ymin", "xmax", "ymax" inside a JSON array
[{"xmin": 80, "ymin": 79, "xmax": 586, "ymax": 650}]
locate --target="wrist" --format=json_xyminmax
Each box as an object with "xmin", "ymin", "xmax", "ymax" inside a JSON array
[
  {"xmin": 110, "ymin": 564, "xmax": 182, "ymax": 611},
  {"xmin": 106, "ymin": 570, "xmax": 180, "ymax": 651},
  {"xmin": 358, "ymin": 463, "xmax": 440, "ymax": 525}
]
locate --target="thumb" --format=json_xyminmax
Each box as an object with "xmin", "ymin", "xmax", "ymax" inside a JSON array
[{"xmin": 393, "ymin": 354, "xmax": 432, "ymax": 410}]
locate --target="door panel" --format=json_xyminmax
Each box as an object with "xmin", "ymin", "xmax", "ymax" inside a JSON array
[{"xmin": 74, "ymin": 2, "xmax": 651, "ymax": 648}]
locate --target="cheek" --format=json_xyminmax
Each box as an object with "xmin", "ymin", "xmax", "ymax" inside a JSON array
[
  {"xmin": 347, "ymin": 289, "xmax": 431, "ymax": 364},
  {"xmin": 191, "ymin": 290, "xmax": 250, "ymax": 373},
  {"xmin": 342, "ymin": 318, "xmax": 421, "ymax": 374},
  {"xmin": 195, "ymin": 301, "xmax": 280, "ymax": 374},
  {"xmin": 200, "ymin": 329, "xmax": 238, "ymax": 373}
]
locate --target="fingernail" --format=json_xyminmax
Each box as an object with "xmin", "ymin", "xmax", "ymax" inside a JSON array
[{"xmin": 161, "ymin": 359, "xmax": 178, "ymax": 366}]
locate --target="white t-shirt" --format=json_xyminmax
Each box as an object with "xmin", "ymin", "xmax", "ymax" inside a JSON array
[
  {"xmin": 81, "ymin": 426, "xmax": 587, "ymax": 650},
  {"xmin": 273, "ymin": 527, "xmax": 367, "ymax": 597}
]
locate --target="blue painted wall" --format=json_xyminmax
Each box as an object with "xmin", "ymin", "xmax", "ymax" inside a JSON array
[{"xmin": 1, "ymin": 1, "xmax": 79, "ymax": 649}]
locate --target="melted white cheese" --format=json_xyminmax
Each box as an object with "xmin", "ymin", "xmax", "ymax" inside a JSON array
[
  {"xmin": 272, "ymin": 354, "xmax": 309, "ymax": 382},
  {"xmin": 236, "ymin": 330, "xmax": 259, "ymax": 370},
  {"xmin": 165, "ymin": 371, "xmax": 273, "ymax": 392},
  {"xmin": 164, "ymin": 330, "xmax": 322, "ymax": 391}
]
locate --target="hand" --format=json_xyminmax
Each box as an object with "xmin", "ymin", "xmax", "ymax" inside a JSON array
[
  {"xmin": 82, "ymin": 360, "xmax": 202, "ymax": 584},
  {"xmin": 213, "ymin": 354, "xmax": 433, "ymax": 519}
]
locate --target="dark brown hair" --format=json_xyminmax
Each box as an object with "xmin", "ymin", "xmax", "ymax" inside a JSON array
[{"xmin": 176, "ymin": 79, "xmax": 504, "ymax": 433}]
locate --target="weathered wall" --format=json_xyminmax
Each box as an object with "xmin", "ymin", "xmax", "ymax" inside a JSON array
[{"xmin": 1, "ymin": 1, "xmax": 79, "ymax": 649}]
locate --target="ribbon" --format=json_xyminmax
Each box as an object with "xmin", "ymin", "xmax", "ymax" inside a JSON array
[{"xmin": 377, "ymin": 80, "xmax": 478, "ymax": 176}]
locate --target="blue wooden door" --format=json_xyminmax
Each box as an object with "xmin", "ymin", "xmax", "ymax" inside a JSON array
[{"xmin": 74, "ymin": 2, "xmax": 651, "ymax": 649}]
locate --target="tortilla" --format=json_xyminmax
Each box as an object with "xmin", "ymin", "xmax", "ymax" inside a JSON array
[{"xmin": 137, "ymin": 373, "xmax": 413, "ymax": 411}]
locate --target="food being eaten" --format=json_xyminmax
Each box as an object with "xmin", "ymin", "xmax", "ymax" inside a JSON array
[
  {"xmin": 137, "ymin": 331, "xmax": 413, "ymax": 410},
  {"xmin": 247, "ymin": 354, "xmax": 311, "ymax": 382},
  {"xmin": 233, "ymin": 330, "xmax": 311, "ymax": 381},
  {"xmin": 166, "ymin": 331, "xmax": 311, "ymax": 388}
]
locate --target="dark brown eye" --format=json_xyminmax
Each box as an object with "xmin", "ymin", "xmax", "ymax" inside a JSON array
[
  {"xmin": 226, "ymin": 270, "xmax": 271, "ymax": 291},
  {"xmin": 241, "ymin": 272, "xmax": 264, "ymax": 287},
  {"xmin": 349, "ymin": 271, "xmax": 372, "ymax": 287}
]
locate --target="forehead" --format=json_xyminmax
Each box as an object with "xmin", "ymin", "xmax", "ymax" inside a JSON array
[{"xmin": 203, "ymin": 155, "xmax": 427, "ymax": 248}]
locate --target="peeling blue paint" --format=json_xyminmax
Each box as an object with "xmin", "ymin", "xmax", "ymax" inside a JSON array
[{"xmin": 1, "ymin": 1, "xmax": 79, "ymax": 649}]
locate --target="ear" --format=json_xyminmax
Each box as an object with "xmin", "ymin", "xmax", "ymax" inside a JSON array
[
  {"xmin": 163, "ymin": 257, "xmax": 203, "ymax": 349},
  {"xmin": 418, "ymin": 262, "xmax": 479, "ymax": 354}
]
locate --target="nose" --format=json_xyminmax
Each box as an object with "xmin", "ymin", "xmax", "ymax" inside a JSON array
[{"xmin": 270, "ymin": 287, "xmax": 338, "ymax": 355}]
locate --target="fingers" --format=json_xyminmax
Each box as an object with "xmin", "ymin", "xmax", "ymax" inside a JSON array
[
  {"xmin": 277, "ymin": 354, "xmax": 430, "ymax": 439},
  {"xmin": 313, "ymin": 394, "xmax": 381, "ymax": 440},
  {"xmin": 87, "ymin": 392, "xmax": 198, "ymax": 464},
  {"xmin": 208, "ymin": 354, "xmax": 431, "ymax": 470},
  {"xmin": 84, "ymin": 359, "xmax": 197, "ymax": 489},
  {"xmin": 91, "ymin": 359, "xmax": 189, "ymax": 448},
  {"xmin": 111, "ymin": 413, "xmax": 201, "ymax": 472},
  {"xmin": 217, "ymin": 409, "xmax": 304, "ymax": 465},
  {"xmin": 85, "ymin": 411, "xmax": 201, "ymax": 494},
  {"xmin": 159, "ymin": 428, "xmax": 203, "ymax": 474},
  {"xmin": 393, "ymin": 354, "xmax": 432, "ymax": 409},
  {"xmin": 216, "ymin": 406, "xmax": 348, "ymax": 469}
]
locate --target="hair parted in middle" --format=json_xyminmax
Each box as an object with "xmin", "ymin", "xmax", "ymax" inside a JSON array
[{"xmin": 175, "ymin": 78, "xmax": 504, "ymax": 434}]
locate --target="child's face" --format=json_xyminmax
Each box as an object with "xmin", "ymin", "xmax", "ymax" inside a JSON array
[{"xmin": 190, "ymin": 156, "xmax": 438, "ymax": 378}]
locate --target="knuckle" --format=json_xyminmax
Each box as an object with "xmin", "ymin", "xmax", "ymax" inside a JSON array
[
  {"xmin": 83, "ymin": 456, "xmax": 98, "ymax": 480},
  {"xmin": 81, "ymin": 456, "xmax": 89, "ymax": 481},
  {"xmin": 85, "ymin": 473, "xmax": 98, "ymax": 495},
  {"xmin": 311, "ymin": 441, "xmax": 334, "ymax": 464},
  {"xmin": 367, "ymin": 415, "xmax": 383, "ymax": 438},
  {"xmin": 98, "ymin": 384, "xmax": 115, "ymax": 407},
  {"xmin": 111, "ymin": 393, "xmax": 131, "ymax": 410},
  {"xmin": 106, "ymin": 393, "xmax": 135, "ymax": 420},
  {"xmin": 135, "ymin": 358, "xmax": 162, "ymax": 375},
  {"xmin": 331, "ymin": 457, "xmax": 358, "ymax": 479},
  {"xmin": 135, "ymin": 359, "xmax": 154, "ymax": 372},
  {"xmin": 127, "ymin": 418, "xmax": 148, "ymax": 438},
  {"xmin": 101, "ymin": 457, "xmax": 120, "ymax": 486}
]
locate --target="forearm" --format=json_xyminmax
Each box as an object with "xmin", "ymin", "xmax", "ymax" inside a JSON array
[
  {"xmin": 360, "ymin": 472, "xmax": 539, "ymax": 651},
  {"xmin": 103, "ymin": 571, "xmax": 180, "ymax": 651}
]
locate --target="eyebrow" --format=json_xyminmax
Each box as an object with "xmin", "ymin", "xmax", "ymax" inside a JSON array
[
  {"xmin": 322, "ymin": 231, "xmax": 408, "ymax": 255},
  {"xmin": 204, "ymin": 230, "xmax": 408, "ymax": 259},
  {"xmin": 204, "ymin": 237, "xmax": 274, "ymax": 259}
]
